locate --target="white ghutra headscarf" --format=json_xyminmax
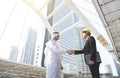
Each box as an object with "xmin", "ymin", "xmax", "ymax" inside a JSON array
[{"xmin": 51, "ymin": 32, "xmax": 59, "ymax": 40}]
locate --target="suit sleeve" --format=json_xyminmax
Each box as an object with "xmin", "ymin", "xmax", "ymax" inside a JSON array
[
  {"xmin": 74, "ymin": 49, "xmax": 85, "ymax": 55},
  {"xmin": 89, "ymin": 36, "xmax": 97, "ymax": 61}
]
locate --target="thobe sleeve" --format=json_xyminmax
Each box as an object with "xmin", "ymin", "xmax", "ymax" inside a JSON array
[
  {"xmin": 47, "ymin": 41, "xmax": 66, "ymax": 54},
  {"xmin": 59, "ymin": 47, "xmax": 67, "ymax": 54}
]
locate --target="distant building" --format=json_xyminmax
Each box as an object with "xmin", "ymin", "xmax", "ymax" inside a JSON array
[
  {"xmin": 21, "ymin": 28, "xmax": 37, "ymax": 65},
  {"xmin": 113, "ymin": 59, "xmax": 120, "ymax": 76},
  {"xmin": 34, "ymin": 0, "xmax": 55, "ymax": 67},
  {"xmin": 9, "ymin": 46, "xmax": 18, "ymax": 62}
]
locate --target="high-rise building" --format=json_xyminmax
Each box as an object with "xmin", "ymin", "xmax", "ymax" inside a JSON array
[
  {"xmin": 74, "ymin": 27, "xmax": 90, "ymax": 74},
  {"xmin": 9, "ymin": 46, "xmax": 18, "ymax": 62},
  {"xmin": 21, "ymin": 28, "xmax": 37, "ymax": 65},
  {"xmin": 51, "ymin": 0, "xmax": 89, "ymax": 74},
  {"xmin": 33, "ymin": 29, "xmax": 46, "ymax": 66},
  {"xmin": 33, "ymin": 0, "xmax": 96, "ymax": 74},
  {"xmin": 111, "ymin": 58, "xmax": 120, "ymax": 75},
  {"xmin": 33, "ymin": 0, "xmax": 55, "ymax": 67}
]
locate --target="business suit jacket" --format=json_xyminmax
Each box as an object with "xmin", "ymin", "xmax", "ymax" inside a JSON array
[{"xmin": 75, "ymin": 36, "xmax": 97, "ymax": 64}]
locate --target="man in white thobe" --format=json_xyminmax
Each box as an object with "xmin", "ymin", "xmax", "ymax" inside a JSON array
[{"xmin": 44, "ymin": 32, "xmax": 70, "ymax": 78}]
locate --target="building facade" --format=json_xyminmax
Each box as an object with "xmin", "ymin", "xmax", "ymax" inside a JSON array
[
  {"xmin": 9, "ymin": 46, "xmax": 18, "ymax": 62},
  {"xmin": 21, "ymin": 28, "xmax": 37, "ymax": 65},
  {"xmin": 52, "ymin": 0, "xmax": 90, "ymax": 74}
]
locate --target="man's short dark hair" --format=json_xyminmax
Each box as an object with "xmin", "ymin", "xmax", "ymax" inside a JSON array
[
  {"xmin": 53, "ymin": 32, "xmax": 59, "ymax": 34},
  {"xmin": 86, "ymin": 32, "xmax": 91, "ymax": 36},
  {"xmin": 82, "ymin": 31, "xmax": 91, "ymax": 36}
]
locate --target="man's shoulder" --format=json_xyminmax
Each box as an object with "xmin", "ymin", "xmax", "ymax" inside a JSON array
[
  {"xmin": 46, "ymin": 40, "xmax": 55, "ymax": 45},
  {"xmin": 89, "ymin": 36, "xmax": 94, "ymax": 38},
  {"xmin": 46, "ymin": 40, "xmax": 51, "ymax": 45},
  {"xmin": 88, "ymin": 36, "xmax": 95, "ymax": 41}
]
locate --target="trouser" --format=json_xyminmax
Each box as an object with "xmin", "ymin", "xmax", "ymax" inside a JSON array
[{"xmin": 89, "ymin": 63, "xmax": 100, "ymax": 78}]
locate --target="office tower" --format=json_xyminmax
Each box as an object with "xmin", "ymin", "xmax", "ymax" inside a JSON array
[
  {"xmin": 112, "ymin": 59, "xmax": 120, "ymax": 75},
  {"xmin": 34, "ymin": 0, "xmax": 55, "ymax": 67},
  {"xmin": 33, "ymin": 27, "xmax": 46, "ymax": 66},
  {"xmin": 9, "ymin": 46, "xmax": 18, "ymax": 62},
  {"xmin": 74, "ymin": 27, "xmax": 90, "ymax": 74},
  {"xmin": 51, "ymin": 0, "xmax": 89, "ymax": 74},
  {"xmin": 21, "ymin": 28, "xmax": 37, "ymax": 65},
  {"xmin": 34, "ymin": 0, "xmax": 95, "ymax": 74},
  {"xmin": 53, "ymin": 1, "xmax": 76, "ymax": 73}
]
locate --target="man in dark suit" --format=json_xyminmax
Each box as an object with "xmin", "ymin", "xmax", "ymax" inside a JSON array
[{"xmin": 69, "ymin": 28, "xmax": 101, "ymax": 78}]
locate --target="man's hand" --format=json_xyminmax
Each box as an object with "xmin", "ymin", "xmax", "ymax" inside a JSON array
[{"xmin": 67, "ymin": 50, "xmax": 74, "ymax": 55}]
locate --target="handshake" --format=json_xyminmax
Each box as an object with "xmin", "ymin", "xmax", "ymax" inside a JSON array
[{"xmin": 66, "ymin": 50, "xmax": 74, "ymax": 55}]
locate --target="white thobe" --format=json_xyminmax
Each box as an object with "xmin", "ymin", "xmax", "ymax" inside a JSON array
[{"xmin": 44, "ymin": 39, "xmax": 65, "ymax": 78}]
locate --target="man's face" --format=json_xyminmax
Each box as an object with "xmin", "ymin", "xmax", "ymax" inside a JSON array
[
  {"xmin": 54, "ymin": 35, "xmax": 59, "ymax": 40},
  {"xmin": 82, "ymin": 32, "xmax": 88, "ymax": 39}
]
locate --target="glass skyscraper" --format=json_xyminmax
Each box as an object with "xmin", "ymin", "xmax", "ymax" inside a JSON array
[
  {"xmin": 74, "ymin": 27, "xmax": 90, "ymax": 75},
  {"xmin": 21, "ymin": 28, "xmax": 37, "ymax": 65},
  {"xmin": 9, "ymin": 46, "xmax": 18, "ymax": 62},
  {"xmin": 51, "ymin": 0, "xmax": 90, "ymax": 74}
]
